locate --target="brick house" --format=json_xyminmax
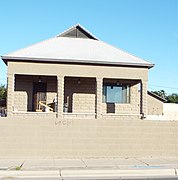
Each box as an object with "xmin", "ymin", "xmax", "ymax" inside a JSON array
[
  {"xmin": 1, "ymin": 24, "xmax": 154, "ymax": 119},
  {"xmin": 2, "ymin": 25, "xmax": 178, "ymax": 159}
]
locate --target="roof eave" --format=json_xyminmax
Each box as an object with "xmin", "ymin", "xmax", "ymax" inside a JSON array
[
  {"xmin": 1, "ymin": 56, "xmax": 8, "ymax": 65},
  {"xmin": 2, "ymin": 56, "xmax": 154, "ymax": 68}
]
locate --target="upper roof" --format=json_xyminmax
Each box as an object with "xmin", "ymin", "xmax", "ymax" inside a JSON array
[{"xmin": 1, "ymin": 24, "xmax": 154, "ymax": 68}]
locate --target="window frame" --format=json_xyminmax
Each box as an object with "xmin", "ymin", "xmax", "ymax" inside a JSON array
[{"xmin": 102, "ymin": 83, "xmax": 130, "ymax": 104}]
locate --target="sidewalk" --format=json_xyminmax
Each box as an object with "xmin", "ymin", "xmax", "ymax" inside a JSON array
[{"xmin": 0, "ymin": 157, "xmax": 178, "ymax": 179}]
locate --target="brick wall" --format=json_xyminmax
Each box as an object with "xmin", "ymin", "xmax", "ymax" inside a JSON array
[
  {"xmin": 14, "ymin": 92, "xmax": 27, "ymax": 111},
  {"xmin": 148, "ymin": 94, "xmax": 164, "ymax": 115},
  {"xmin": 73, "ymin": 93, "xmax": 95, "ymax": 113},
  {"xmin": 64, "ymin": 77, "xmax": 96, "ymax": 113},
  {"xmin": 0, "ymin": 117, "xmax": 178, "ymax": 158}
]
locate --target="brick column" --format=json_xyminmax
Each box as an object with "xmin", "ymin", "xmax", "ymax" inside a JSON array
[
  {"xmin": 7, "ymin": 73, "xmax": 15, "ymax": 117},
  {"xmin": 141, "ymin": 80, "xmax": 148, "ymax": 117},
  {"xmin": 96, "ymin": 78, "xmax": 103, "ymax": 119},
  {"xmin": 57, "ymin": 76, "xmax": 64, "ymax": 118}
]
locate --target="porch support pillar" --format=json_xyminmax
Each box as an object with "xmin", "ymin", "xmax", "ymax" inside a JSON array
[
  {"xmin": 57, "ymin": 76, "xmax": 64, "ymax": 118},
  {"xmin": 96, "ymin": 77, "xmax": 103, "ymax": 119},
  {"xmin": 141, "ymin": 80, "xmax": 148, "ymax": 118},
  {"xmin": 7, "ymin": 73, "xmax": 15, "ymax": 117}
]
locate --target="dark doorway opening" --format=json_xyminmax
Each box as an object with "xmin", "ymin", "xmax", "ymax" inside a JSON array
[{"xmin": 33, "ymin": 82, "xmax": 47, "ymax": 111}]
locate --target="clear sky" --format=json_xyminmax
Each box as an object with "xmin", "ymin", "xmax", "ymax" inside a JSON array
[{"xmin": 0, "ymin": 0, "xmax": 178, "ymax": 94}]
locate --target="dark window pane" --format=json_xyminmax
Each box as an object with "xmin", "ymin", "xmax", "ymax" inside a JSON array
[{"xmin": 103, "ymin": 84, "xmax": 130, "ymax": 103}]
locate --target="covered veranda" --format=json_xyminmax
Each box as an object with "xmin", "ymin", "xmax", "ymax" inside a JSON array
[{"xmin": 8, "ymin": 74, "xmax": 145, "ymax": 119}]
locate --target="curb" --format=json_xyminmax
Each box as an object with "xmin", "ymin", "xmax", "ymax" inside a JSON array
[
  {"xmin": 0, "ymin": 170, "xmax": 61, "ymax": 179},
  {"xmin": 61, "ymin": 168, "xmax": 177, "ymax": 179},
  {"xmin": 0, "ymin": 168, "xmax": 177, "ymax": 179}
]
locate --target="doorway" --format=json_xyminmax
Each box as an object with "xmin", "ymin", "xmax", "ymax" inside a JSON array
[{"xmin": 33, "ymin": 82, "xmax": 47, "ymax": 111}]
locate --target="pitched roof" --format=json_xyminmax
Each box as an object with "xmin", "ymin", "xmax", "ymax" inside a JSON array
[
  {"xmin": 1, "ymin": 24, "xmax": 154, "ymax": 68},
  {"xmin": 148, "ymin": 91, "xmax": 167, "ymax": 103}
]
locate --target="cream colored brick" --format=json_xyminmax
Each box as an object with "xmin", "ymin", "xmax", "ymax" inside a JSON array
[
  {"xmin": 0, "ymin": 117, "xmax": 178, "ymax": 158},
  {"xmin": 7, "ymin": 74, "xmax": 15, "ymax": 117},
  {"xmin": 14, "ymin": 92, "xmax": 27, "ymax": 111},
  {"xmin": 148, "ymin": 93, "xmax": 164, "ymax": 115},
  {"xmin": 64, "ymin": 77, "xmax": 96, "ymax": 114},
  {"xmin": 7, "ymin": 61, "xmax": 150, "ymax": 119}
]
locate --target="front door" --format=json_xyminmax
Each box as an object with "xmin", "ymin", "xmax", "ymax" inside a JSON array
[{"xmin": 33, "ymin": 82, "xmax": 47, "ymax": 111}]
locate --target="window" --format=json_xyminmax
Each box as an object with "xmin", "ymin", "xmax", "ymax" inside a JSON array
[{"xmin": 103, "ymin": 84, "xmax": 130, "ymax": 103}]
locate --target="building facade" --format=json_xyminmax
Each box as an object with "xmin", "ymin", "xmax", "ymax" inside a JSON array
[{"xmin": 2, "ymin": 24, "xmax": 153, "ymax": 120}]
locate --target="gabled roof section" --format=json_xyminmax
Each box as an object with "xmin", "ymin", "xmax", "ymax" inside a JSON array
[{"xmin": 57, "ymin": 24, "xmax": 98, "ymax": 40}]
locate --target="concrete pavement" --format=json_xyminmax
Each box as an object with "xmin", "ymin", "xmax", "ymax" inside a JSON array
[{"xmin": 0, "ymin": 157, "xmax": 178, "ymax": 179}]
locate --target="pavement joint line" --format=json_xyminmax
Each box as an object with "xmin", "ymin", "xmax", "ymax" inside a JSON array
[
  {"xmin": 134, "ymin": 158, "xmax": 150, "ymax": 166},
  {"xmin": 59, "ymin": 169, "xmax": 62, "ymax": 178},
  {"xmin": 81, "ymin": 158, "xmax": 87, "ymax": 168},
  {"xmin": 110, "ymin": 158, "xmax": 119, "ymax": 169}
]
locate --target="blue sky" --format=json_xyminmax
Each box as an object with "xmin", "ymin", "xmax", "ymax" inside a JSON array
[{"xmin": 0, "ymin": 0, "xmax": 178, "ymax": 94}]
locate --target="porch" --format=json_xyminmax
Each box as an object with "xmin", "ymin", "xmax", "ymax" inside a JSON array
[{"xmin": 7, "ymin": 74, "xmax": 146, "ymax": 119}]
